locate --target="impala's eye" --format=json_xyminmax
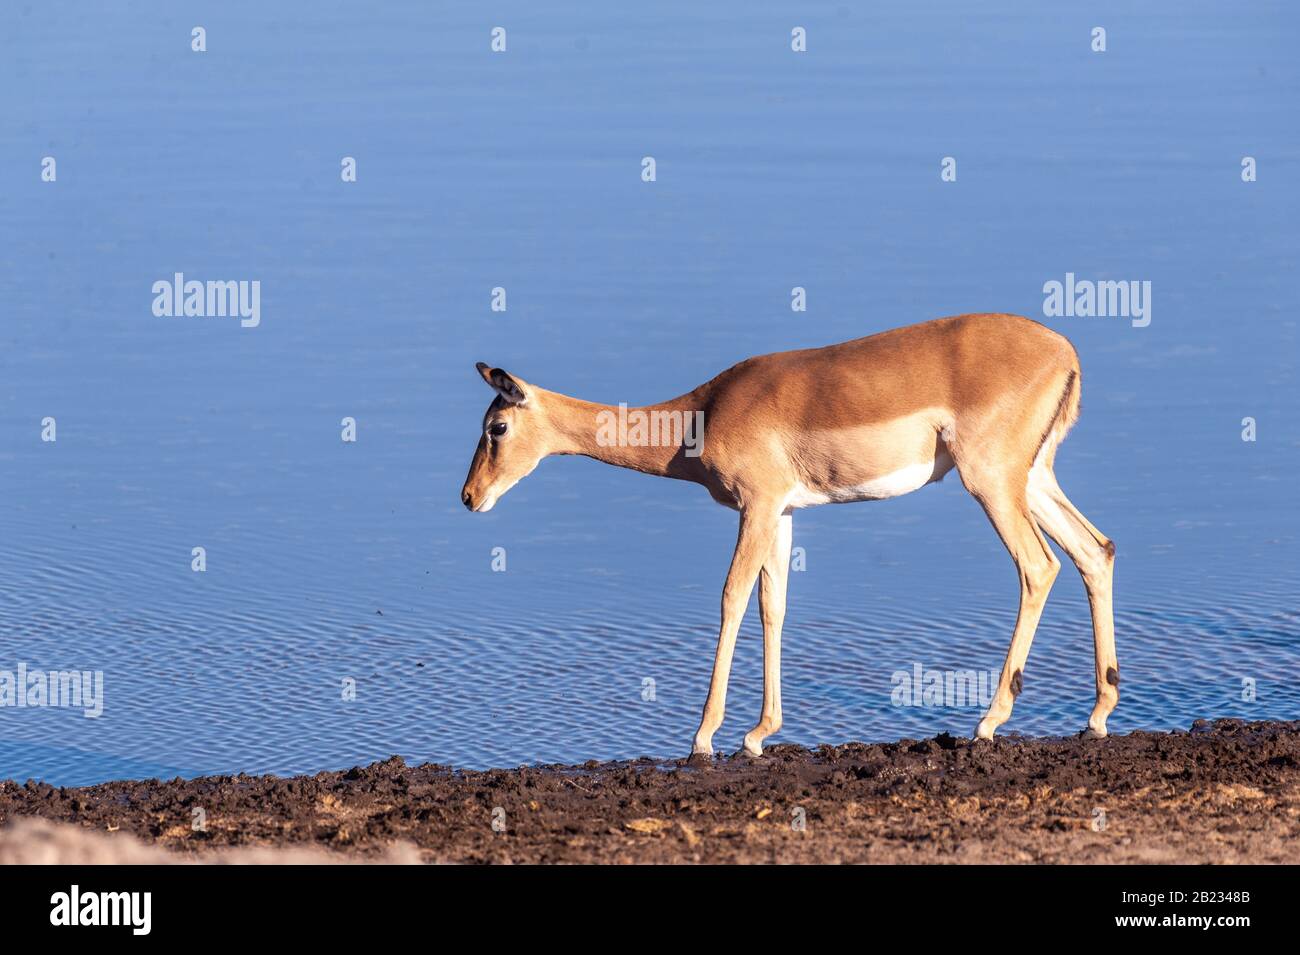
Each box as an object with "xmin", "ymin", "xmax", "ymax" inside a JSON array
[{"xmin": 488, "ymin": 422, "xmax": 508, "ymax": 437}]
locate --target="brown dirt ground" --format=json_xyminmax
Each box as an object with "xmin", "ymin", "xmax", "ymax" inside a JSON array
[{"xmin": 2, "ymin": 719, "xmax": 1298, "ymax": 863}]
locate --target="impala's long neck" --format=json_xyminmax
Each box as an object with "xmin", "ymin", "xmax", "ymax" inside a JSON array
[{"xmin": 543, "ymin": 390, "xmax": 706, "ymax": 482}]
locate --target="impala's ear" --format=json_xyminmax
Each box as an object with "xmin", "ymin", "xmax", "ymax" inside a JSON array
[{"xmin": 475, "ymin": 362, "xmax": 528, "ymax": 405}]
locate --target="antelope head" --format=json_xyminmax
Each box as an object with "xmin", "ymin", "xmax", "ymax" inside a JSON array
[{"xmin": 461, "ymin": 363, "xmax": 551, "ymax": 512}]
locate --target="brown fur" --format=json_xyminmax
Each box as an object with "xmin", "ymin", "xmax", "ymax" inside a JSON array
[{"xmin": 462, "ymin": 314, "xmax": 1119, "ymax": 754}]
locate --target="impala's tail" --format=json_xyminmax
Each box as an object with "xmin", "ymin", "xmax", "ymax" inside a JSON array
[
  {"xmin": 1033, "ymin": 361, "xmax": 1081, "ymax": 471},
  {"xmin": 1055, "ymin": 366, "xmax": 1081, "ymax": 441}
]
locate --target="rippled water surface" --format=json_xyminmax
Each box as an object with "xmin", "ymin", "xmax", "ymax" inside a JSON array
[{"xmin": 2, "ymin": 2, "xmax": 1298, "ymax": 785}]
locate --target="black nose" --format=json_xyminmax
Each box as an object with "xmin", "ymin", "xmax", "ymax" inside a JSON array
[{"xmin": 462, "ymin": 491, "xmax": 473, "ymax": 510}]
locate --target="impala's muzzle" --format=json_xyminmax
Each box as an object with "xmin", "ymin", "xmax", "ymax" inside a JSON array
[
  {"xmin": 461, "ymin": 443, "xmax": 509, "ymax": 513},
  {"xmin": 460, "ymin": 486, "xmax": 499, "ymax": 513}
]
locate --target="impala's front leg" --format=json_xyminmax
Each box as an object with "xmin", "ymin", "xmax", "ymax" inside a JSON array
[
  {"xmin": 691, "ymin": 504, "xmax": 780, "ymax": 757},
  {"xmin": 742, "ymin": 512, "xmax": 791, "ymax": 756}
]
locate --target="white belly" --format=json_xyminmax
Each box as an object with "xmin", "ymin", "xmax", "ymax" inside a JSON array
[{"xmin": 784, "ymin": 455, "xmax": 952, "ymax": 510}]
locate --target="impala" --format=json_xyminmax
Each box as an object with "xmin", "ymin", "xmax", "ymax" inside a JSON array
[{"xmin": 461, "ymin": 313, "xmax": 1118, "ymax": 757}]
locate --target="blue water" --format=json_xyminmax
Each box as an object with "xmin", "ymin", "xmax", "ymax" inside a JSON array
[{"xmin": 2, "ymin": 2, "xmax": 1297, "ymax": 786}]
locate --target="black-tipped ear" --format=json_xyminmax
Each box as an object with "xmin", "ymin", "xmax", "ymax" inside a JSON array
[{"xmin": 475, "ymin": 362, "xmax": 528, "ymax": 405}]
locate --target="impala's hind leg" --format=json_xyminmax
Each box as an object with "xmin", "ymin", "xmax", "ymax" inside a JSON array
[
  {"xmin": 968, "ymin": 480, "xmax": 1061, "ymax": 739},
  {"xmin": 1028, "ymin": 465, "xmax": 1118, "ymax": 736}
]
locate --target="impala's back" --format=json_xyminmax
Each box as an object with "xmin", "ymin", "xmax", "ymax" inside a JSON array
[{"xmin": 691, "ymin": 314, "xmax": 1081, "ymax": 509}]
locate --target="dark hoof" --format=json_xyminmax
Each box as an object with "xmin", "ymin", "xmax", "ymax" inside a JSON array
[
  {"xmin": 684, "ymin": 752, "xmax": 714, "ymax": 767},
  {"xmin": 1080, "ymin": 727, "xmax": 1106, "ymax": 740}
]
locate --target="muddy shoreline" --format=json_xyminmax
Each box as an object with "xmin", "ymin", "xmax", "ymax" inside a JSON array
[{"xmin": 2, "ymin": 719, "xmax": 1298, "ymax": 863}]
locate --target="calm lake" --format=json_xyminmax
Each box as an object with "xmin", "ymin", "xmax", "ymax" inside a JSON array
[{"xmin": 2, "ymin": 2, "xmax": 1297, "ymax": 785}]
